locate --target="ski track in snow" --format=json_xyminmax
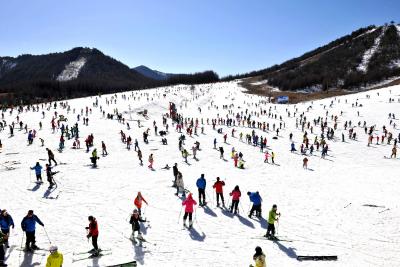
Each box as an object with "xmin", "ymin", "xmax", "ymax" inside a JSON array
[
  {"xmin": 56, "ymin": 57, "xmax": 87, "ymax": 81},
  {"xmin": 357, "ymin": 28, "xmax": 386, "ymax": 73},
  {"xmin": 1, "ymin": 81, "xmax": 400, "ymax": 266}
]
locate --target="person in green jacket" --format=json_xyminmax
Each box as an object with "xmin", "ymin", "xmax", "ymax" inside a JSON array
[
  {"xmin": 0, "ymin": 229, "xmax": 7, "ymax": 266},
  {"xmin": 46, "ymin": 245, "xmax": 63, "ymax": 267},
  {"xmin": 265, "ymin": 204, "xmax": 280, "ymax": 239}
]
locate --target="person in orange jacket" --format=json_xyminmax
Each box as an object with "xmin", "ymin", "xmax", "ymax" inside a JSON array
[{"xmin": 134, "ymin": 192, "xmax": 148, "ymax": 216}]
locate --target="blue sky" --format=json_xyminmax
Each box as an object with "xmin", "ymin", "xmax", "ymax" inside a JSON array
[{"xmin": 0, "ymin": 0, "xmax": 399, "ymax": 76}]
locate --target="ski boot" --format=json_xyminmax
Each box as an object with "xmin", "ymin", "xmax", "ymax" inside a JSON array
[{"xmin": 31, "ymin": 244, "xmax": 40, "ymax": 250}]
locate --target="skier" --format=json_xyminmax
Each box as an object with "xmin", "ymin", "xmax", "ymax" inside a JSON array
[
  {"xmin": 196, "ymin": 174, "xmax": 206, "ymax": 206},
  {"xmin": 134, "ymin": 192, "xmax": 148, "ymax": 216},
  {"xmin": 129, "ymin": 209, "xmax": 146, "ymax": 243},
  {"xmin": 265, "ymin": 204, "xmax": 280, "ymax": 239},
  {"xmin": 0, "ymin": 210, "xmax": 14, "ymax": 248},
  {"xmin": 213, "ymin": 177, "xmax": 225, "ymax": 207},
  {"xmin": 182, "ymin": 193, "xmax": 197, "ymax": 228},
  {"xmin": 249, "ymin": 246, "xmax": 266, "ymax": 267},
  {"xmin": 30, "ymin": 162, "xmax": 43, "ymax": 183},
  {"xmin": 101, "ymin": 141, "xmax": 108, "ymax": 156},
  {"xmin": 175, "ymin": 171, "xmax": 185, "ymax": 197},
  {"xmin": 46, "ymin": 164, "xmax": 56, "ymax": 188},
  {"xmin": 46, "ymin": 148, "xmax": 57, "ymax": 166},
  {"xmin": 229, "ymin": 185, "xmax": 241, "ymax": 214},
  {"xmin": 46, "ymin": 245, "xmax": 63, "ymax": 267},
  {"xmin": 271, "ymin": 151, "xmax": 275, "ymax": 164},
  {"xmin": 137, "ymin": 149, "xmax": 143, "ymax": 165},
  {"xmin": 90, "ymin": 149, "xmax": 99, "ymax": 167},
  {"xmin": 0, "ymin": 229, "xmax": 7, "ymax": 266},
  {"xmin": 248, "ymin": 192, "xmax": 262, "ymax": 218},
  {"xmin": 172, "ymin": 163, "xmax": 179, "ymax": 187},
  {"xmin": 219, "ymin": 146, "xmax": 224, "ymax": 159},
  {"xmin": 85, "ymin": 216, "xmax": 99, "ymax": 256},
  {"xmin": 290, "ymin": 142, "xmax": 296, "ymax": 152},
  {"xmin": 303, "ymin": 157, "xmax": 309, "ymax": 169},
  {"xmin": 21, "ymin": 210, "xmax": 44, "ymax": 251},
  {"xmin": 148, "ymin": 154, "xmax": 154, "ymax": 169},
  {"xmin": 264, "ymin": 151, "xmax": 270, "ymax": 163},
  {"xmin": 391, "ymin": 146, "xmax": 397, "ymax": 158}
]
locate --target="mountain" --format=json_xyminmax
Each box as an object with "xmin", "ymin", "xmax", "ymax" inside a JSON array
[
  {"xmin": 133, "ymin": 65, "xmax": 173, "ymax": 80},
  {"xmin": 0, "ymin": 47, "xmax": 219, "ymax": 105},
  {"xmin": 225, "ymin": 23, "xmax": 400, "ymax": 92}
]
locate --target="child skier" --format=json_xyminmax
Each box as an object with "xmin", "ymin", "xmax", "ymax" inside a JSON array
[
  {"xmin": 134, "ymin": 192, "xmax": 148, "ymax": 216},
  {"xmin": 129, "ymin": 209, "xmax": 146, "ymax": 243},
  {"xmin": 85, "ymin": 216, "xmax": 99, "ymax": 256},
  {"xmin": 182, "ymin": 193, "xmax": 197, "ymax": 228},
  {"xmin": 249, "ymin": 246, "xmax": 266, "ymax": 267},
  {"xmin": 46, "ymin": 245, "xmax": 63, "ymax": 267},
  {"xmin": 229, "ymin": 185, "xmax": 241, "ymax": 214}
]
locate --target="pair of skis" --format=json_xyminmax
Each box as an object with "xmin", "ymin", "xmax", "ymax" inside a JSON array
[
  {"xmin": 252, "ymin": 236, "xmax": 338, "ymax": 261},
  {"xmin": 72, "ymin": 248, "xmax": 112, "ymax": 262}
]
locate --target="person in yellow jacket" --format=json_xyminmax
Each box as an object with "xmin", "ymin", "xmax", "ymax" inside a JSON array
[
  {"xmin": 249, "ymin": 246, "xmax": 266, "ymax": 267},
  {"xmin": 46, "ymin": 245, "xmax": 63, "ymax": 267}
]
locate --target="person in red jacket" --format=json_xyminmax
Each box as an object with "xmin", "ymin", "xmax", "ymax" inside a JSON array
[
  {"xmin": 85, "ymin": 216, "xmax": 99, "ymax": 256},
  {"xmin": 229, "ymin": 185, "xmax": 241, "ymax": 214},
  {"xmin": 134, "ymin": 192, "xmax": 148, "ymax": 217},
  {"xmin": 182, "ymin": 193, "xmax": 197, "ymax": 228},
  {"xmin": 213, "ymin": 177, "xmax": 225, "ymax": 207}
]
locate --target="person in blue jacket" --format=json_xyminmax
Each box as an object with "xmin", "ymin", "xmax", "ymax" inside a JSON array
[
  {"xmin": 196, "ymin": 174, "xmax": 206, "ymax": 206},
  {"xmin": 0, "ymin": 210, "xmax": 14, "ymax": 248},
  {"xmin": 21, "ymin": 210, "xmax": 44, "ymax": 251},
  {"xmin": 247, "ymin": 191, "xmax": 262, "ymax": 218},
  {"xmin": 30, "ymin": 162, "xmax": 43, "ymax": 183}
]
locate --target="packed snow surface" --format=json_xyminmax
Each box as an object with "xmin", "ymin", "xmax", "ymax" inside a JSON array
[
  {"xmin": 1, "ymin": 81, "xmax": 400, "ymax": 266},
  {"xmin": 56, "ymin": 57, "xmax": 87, "ymax": 81}
]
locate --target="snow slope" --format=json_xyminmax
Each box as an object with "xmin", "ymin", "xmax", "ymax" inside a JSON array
[
  {"xmin": 1, "ymin": 81, "xmax": 400, "ymax": 267},
  {"xmin": 357, "ymin": 28, "xmax": 386, "ymax": 72},
  {"xmin": 56, "ymin": 57, "xmax": 87, "ymax": 81}
]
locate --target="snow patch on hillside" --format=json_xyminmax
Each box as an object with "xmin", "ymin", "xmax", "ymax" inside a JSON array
[
  {"xmin": 1, "ymin": 59, "xmax": 17, "ymax": 70},
  {"xmin": 56, "ymin": 57, "xmax": 87, "ymax": 81},
  {"xmin": 357, "ymin": 28, "xmax": 386, "ymax": 72}
]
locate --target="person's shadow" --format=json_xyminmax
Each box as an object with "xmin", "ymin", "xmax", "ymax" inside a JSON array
[
  {"xmin": 275, "ymin": 241, "xmax": 297, "ymax": 259},
  {"xmin": 237, "ymin": 215, "xmax": 255, "ymax": 228},
  {"xmin": 203, "ymin": 206, "xmax": 217, "ymax": 217},
  {"xmin": 189, "ymin": 227, "xmax": 206, "ymax": 242},
  {"xmin": 21, "ymin": 251, "xmax": 41, "ymax": 266}
]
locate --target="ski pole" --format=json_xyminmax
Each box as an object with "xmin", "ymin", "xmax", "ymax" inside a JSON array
[
  {"xmin": 178, "ymin": 206, "xmax": 183, "ymax": 224},
  {"xmin": 43, "ymin": 226, "xmax": 52, "ymax": 244},
  {"xmin": 205, "ymin": 190, "xmax": 213, "ymax": 206},
  {"xmin": 18, "ymin": 232, "xmax": 25, "ymax": 266},
  {"xmin": 239, "ymin": 202, "xmax": 246, "ymax": 215}
]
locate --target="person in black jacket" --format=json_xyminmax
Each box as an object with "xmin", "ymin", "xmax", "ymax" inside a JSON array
[
  {"xmin": 129, "ymin": 209, "xmax": 146, "ymax": 243},
  {"xmin": 21, "ymin": 210, "xmax": 44, "ymax": 251},
  {"xmin": 172, "ymin": 163, "xmax": 178, "ymax": 187}
]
